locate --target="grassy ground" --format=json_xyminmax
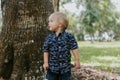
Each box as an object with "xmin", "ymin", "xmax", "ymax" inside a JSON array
[{"xmin": 71, "ymin": 41, "xmax": 120, "ymax": 74}]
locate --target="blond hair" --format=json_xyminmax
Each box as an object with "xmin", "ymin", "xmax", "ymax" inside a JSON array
[{"xmin": 49, "ymin": 12, "xmax": 69, "ymax": 30}]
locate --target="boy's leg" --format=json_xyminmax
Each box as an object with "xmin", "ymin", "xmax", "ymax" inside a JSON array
[
  {"xmin": 46, "ymin": 70, "xmax": 58, "ymax": 80},
  {"xmin": 60, "ymin": 72, "xmax": 71, "ymax": 80}
]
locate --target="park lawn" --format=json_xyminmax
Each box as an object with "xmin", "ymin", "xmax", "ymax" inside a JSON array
[{"xmin": 71, "ymin": 41, "xmax": 120, "ymax": 74}]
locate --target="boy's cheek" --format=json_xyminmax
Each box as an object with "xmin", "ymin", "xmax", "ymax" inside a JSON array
[{"xmin": 48, "ymin": 27, "xmax": 53, "ymax": 31}]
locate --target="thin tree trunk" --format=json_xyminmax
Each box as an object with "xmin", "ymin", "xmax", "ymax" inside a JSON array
[
  {"xmin": 53, "ymin": 0, "xmax": 59, "ymax": 12},
  {"xmin": 0, "ymin": 0, "xmax": 53, "ymax": 80}
]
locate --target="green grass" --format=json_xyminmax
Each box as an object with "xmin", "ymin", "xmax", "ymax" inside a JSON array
[{"xmin": 71, "ymin": 41, "xmax": 120, "ymax": 74}]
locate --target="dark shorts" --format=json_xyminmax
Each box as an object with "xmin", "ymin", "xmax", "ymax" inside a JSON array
[{"xmin": 46, "ymin": 69, "xmax": 71, "ymax": 80}]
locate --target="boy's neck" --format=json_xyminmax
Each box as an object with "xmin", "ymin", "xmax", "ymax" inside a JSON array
[{"xmin": 55, "ymin": 28, "xmax": 64, "ymax": 36}]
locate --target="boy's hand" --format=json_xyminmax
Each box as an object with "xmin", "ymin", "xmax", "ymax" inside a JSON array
[
  {"xmin": 72, "ymin": 60, "xmax": 80, "ymax": 71},
  {"xmin": 74, "ymin": 60, "xmax": 80, "ymax": 69},
  {"xmin": 0, "ymin": 77, "xmax": 3, "ymax": 80},
  {"xmin": 43, "ymin": 63, "xmax": 49, "ymax": 72}
]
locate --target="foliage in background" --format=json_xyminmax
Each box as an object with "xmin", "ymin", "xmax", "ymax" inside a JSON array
[{"xmin": 60, "ymin": 0, "xmax": 120, "ymax": 41}]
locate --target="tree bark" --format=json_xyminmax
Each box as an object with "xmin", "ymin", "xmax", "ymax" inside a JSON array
[
  {"xmin": 53, "ymin": 0, "xmax": 59, "ymax": 12},
  {"xmin": 0, "ymin": 0, "xmax": 53, "ymax": 80}
]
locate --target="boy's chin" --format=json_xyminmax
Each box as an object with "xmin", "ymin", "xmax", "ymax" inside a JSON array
[{"xmin": 48, "ymin": 29, "xmax": 54, "ymax": 32}]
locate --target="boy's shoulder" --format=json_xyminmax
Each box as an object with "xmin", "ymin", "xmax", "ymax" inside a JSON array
[
  {"xmin": 64, "ymin": 31, "xmax": 74, "ymax": 37},
  {"xmin": 45, "ymin": 34, "xmax": 52, "ymax": 39},
  {"xmin": 48, "ymin": 33, "xmax": 55, "ymax": 37},
  {"xmin": 45, "ymin": 33, "xmax": 55, "ymax": 40}
]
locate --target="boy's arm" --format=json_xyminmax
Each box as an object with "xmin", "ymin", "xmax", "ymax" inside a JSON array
[
  {"xmin": 43, "ymin": 52, "xmax": 49, "ymax": 72},
  {"xmin": 44, "ymin": 52, "xmax": 49, "ymax": 63},
  {"xmin": 72, "ymin": 49, "xmax": 80, "ymax": 69}
]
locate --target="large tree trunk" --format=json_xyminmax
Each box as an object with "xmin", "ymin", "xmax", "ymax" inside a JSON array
[{"xmin": 0, "ymin": 0, "xmax": 53, "ymax": 80}]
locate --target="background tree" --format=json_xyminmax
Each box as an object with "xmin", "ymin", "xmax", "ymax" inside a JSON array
[
  {"xmin": 80, "ymin": 0, "xmax": 99, "ymax": 42},
  {"xmin": 79, "ymin": 0, "xmax": 118, "ymax": 41},
  {"xmin": 0, "ymin": 0, "xmax": 53, "ymax": 80},
  {"xmin": 53, "ymin": 0, "xmax": 60, "ymax": 11},
  {"xmin": 60, "ymin": 0, "xmax": 120, "ymax": 41}
]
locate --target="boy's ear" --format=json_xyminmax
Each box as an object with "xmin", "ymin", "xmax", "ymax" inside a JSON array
[
  {"xmin": 59, "ymin": 23, "xmax": 62, "ymax": 27},
  {"xmin": 59, "ymin": 25, "xmax": 62, "ymax": 27}
]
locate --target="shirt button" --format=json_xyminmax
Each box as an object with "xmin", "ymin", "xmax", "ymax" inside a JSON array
[
  {"xmin": 60, "ymin": 55, "xmax": 62, "ymax": 58},
  {"xmin": 58, "ymin": 38, "xmax": 60, "ymax": 41},
  {"xmin": 60, "ymin": 63, "xmax": 62, "ymax": 66}
]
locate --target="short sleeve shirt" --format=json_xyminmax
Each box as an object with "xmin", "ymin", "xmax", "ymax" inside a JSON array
[{"xmin": 42, "ymin": 31, "xmax": 78, "ymax": 74}]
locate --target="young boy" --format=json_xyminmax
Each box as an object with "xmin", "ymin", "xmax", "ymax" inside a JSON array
[{"xmin": 42, "ymin": 12, "xmax": 80, "ymax": 80}]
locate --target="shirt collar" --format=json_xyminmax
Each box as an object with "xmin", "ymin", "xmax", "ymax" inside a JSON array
[{"xmin": 52, "ymin": 30, "xmax": 66, "ymax": 37}]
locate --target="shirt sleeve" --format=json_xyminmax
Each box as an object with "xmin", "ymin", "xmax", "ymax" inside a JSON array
[
  {"xmin": 42, "ymin": 36, "xmax": 49, "ymax": 53},
  {"xmin": 69, "ymin": 34, "xmax": 78, "ymax": 50}
]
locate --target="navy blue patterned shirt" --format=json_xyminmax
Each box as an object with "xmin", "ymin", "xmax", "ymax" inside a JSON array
[{"xmin": 42, "ymin": 30, "xmax": 78, "ymax": 74}]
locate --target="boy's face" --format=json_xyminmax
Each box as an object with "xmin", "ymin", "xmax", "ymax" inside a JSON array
[{"xmin": 48, "ymin": 15, "xmax": 60, "ymax": 32}]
